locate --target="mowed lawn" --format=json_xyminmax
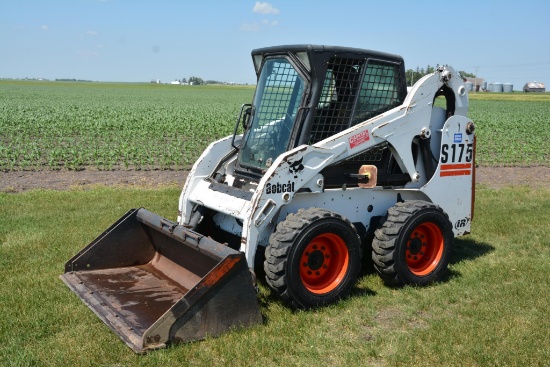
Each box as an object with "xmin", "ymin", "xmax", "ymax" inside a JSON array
[{"xmin": 0, "ymin": 185, "xmax": 548, "ymax": 366}]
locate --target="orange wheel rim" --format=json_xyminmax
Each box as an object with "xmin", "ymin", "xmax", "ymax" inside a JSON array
[
  {"xmin": 406, "ymin": 222, "xmax": 444, "ymax": 276},
  {"xmin": 299, "ymin": 233, "xmax": 349, "ymax": 294}
]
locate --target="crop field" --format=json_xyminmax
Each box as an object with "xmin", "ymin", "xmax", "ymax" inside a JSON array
[
  {"xmin": 468, "ymin": 93, "xmax": 550, "ymax": 166},
  {"xmin": 1, "ymin": 80, "xmax": 549, "ymax": 171},
  {"xmin": 0, "ymin": 81, "xmax": 251, "ymax": 171}
]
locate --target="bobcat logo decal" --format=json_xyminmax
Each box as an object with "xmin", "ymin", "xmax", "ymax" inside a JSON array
[{"xmin": 288, "ymin": 157, "xmax": 304, "ymax": 178}]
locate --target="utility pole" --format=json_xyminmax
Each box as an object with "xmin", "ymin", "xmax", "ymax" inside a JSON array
[{"xmin": 474, "ymin": 66, "xmax": 479, "ymax": 92}]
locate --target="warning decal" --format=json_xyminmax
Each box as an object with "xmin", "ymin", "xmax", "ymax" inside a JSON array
[{"xmin": 349, "ymin": 130, "xmax": 370, "ymax": 149}]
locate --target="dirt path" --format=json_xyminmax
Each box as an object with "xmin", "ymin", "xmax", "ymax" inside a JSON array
[
  {"xmin": 0, "ymin": 170, "xmax": 189, "ymax": 193},
  {"xmin": 1, "ymin": 166, "xmax": 549, "ymax": 193}
]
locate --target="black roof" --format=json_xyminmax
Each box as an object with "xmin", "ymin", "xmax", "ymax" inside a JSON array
[{"xmin": 251, "ymin": 44, "xmax": 403, "ymax": 62}]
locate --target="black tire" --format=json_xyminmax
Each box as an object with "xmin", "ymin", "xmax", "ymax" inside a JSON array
[
  {"xmin": 264, "ymin": 208, "xmax": 362, "ymax": 309},
  {"xmin": 372, "ymin": 200, "xmax": 453, "ymax": 287}
]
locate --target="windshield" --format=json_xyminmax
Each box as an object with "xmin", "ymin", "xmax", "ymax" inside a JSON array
[{"xmin": 239, "ymin": 57, "xmax": 305, "ymax": 170}]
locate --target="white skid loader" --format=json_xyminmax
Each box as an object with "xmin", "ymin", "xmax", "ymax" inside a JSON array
[{"xmin": 62, "ymin": 45, "xmax": 475, "ymax": 352}]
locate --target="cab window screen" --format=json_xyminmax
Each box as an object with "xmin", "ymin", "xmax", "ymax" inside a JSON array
[
  {"xmin": 352, "ymin": 60, "xmax": 404, "ymax": 126},
  {"xmin": 308, "ymin": 57, "xmax": 363, "ymax": 144},
  {"xmin": 239, "ymin": 58, "xmax": 305, "ymax": 170}
]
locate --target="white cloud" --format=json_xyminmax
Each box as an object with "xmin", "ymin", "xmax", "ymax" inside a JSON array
[
  {"xmin": 253, "ymin": 2, "xmax": 279, "ymax": 15},
  {"xmin": 242, "ymin": 3, "xmax": 279, "ymax": 32},
  {"xmin": 40, "ymin": 25, "xmax": 48, "ymax": 31},
  {"xmin": 240, "ymin": 22, "xmax": 261, "ymax": 32},
  {"xmin": 262, "ymin": 19, "xmax": 278, "ymax": 26},
  {"xmin": 86, "ymin": 30, "xmax": 98, "ymax": 36}
]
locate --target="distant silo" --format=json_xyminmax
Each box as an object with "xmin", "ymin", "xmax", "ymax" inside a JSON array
[
  {"xmin": 503, "ymin": 83, "xmax": 513, "ymax": 93},
  {"xmin": 465, "ymin": 81, "xmax": 474, "ymax": 91},
  {"xmin": 492, "ymin": 82, "xmax": 503, "ymax": 92},
  {"xmin": 482, "ymin": 81, "xmax": 488, "ymax": 91}
]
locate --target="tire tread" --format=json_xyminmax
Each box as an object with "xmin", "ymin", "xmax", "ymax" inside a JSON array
[
  {"xmin": 264, "ymin": 208, "xmax": 362, "ymax": 308},
  {"xmin": 372, "ymin": 200, "xmax": 451, "ymax": 287}
]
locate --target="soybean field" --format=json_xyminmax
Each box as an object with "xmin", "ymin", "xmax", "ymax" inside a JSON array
[
  {"xmin": 468, "ymin": 93, "xmax": 550, "ymax": 166},
  {"xmin": 1, "ymin": 80, "xmax": 549, "ymax": 171},
  {"xmin": 0, "ymin": 81, "xmax": 252, "ymax": 171}
]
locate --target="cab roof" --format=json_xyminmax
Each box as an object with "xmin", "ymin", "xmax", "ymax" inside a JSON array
[{"xmin": 251, "ymin": 44, "xmax": 403, "ymax": 63}]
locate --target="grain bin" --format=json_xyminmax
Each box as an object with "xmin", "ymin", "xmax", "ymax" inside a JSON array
[
  {"xmin": 465, "ymin": 81, "xmax": 474, "ymax": 91},
  {"xmin": 503, "ymin": 83, "xmax": 513, "ymax": 93},
  {"xmin": 492, "ymin": 82, "xmax": 503, "ymax": 92}
]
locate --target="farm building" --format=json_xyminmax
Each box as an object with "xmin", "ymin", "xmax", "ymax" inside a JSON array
[
  {"xmin": 465, "ymin": 77, "xmax": 485, "ymax": 92},
  {"xmin": 523, "ymin": 81, "xmax": 545, "ymax": 92}
]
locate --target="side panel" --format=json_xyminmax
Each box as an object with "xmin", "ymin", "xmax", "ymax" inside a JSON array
[
  {"xmin": 279, "ymin": 188, "xmax": 430, "ymax": 233},
  {"xmin": 421, "ymin": 115, "xmax": 475, "ymax": 236}
]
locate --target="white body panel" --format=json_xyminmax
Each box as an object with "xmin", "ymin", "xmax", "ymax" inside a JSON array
[{"xmin": 178, "ymin": 66, "xmax": 474, "ymax": 268}]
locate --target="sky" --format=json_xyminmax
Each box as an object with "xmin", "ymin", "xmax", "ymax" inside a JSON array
[{"xmin": 2, "ymin": 0, "xmax": 550, "ymax": 89}]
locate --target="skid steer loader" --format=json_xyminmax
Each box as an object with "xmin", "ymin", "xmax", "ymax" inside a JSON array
[{"xmin": 62, "ymin": 45, "xmax": 475, "ymax": 352}]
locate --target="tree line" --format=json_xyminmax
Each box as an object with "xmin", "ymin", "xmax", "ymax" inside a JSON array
[
  {"xmin": 173, "ymin": 77, "xmax": 227, "ymax": 85},
  {"xmin": 406, "ymin": 65, "xmax": 476, "ymax": 86}
]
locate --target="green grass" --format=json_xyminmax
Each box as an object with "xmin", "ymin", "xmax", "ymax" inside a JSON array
[
  {"xmin": 1, "ymin": 185, "xmax": 548, "ymax": 366},
  {"xmin": 1, "ymin": 81, "xmax": 549, "ymax": 171}
]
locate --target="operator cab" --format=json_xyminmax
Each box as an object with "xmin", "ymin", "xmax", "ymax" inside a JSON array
[{"xmin": 233, "ymin": 45, "xmax": 409, "ymax": 187}]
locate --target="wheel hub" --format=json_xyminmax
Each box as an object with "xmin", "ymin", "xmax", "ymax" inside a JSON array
[
  {"xmin": 408, "ymin": 237, "xmax": 423, "ymax": 255},
  {"xmin": 307, "ymin": 250, "xmax": 324, "ymax": 270}
]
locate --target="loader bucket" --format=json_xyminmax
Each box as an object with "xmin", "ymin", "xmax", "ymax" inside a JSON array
[{"xmin": 60, "ymin": 208, "xmax": 262, "ymax": 353}]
